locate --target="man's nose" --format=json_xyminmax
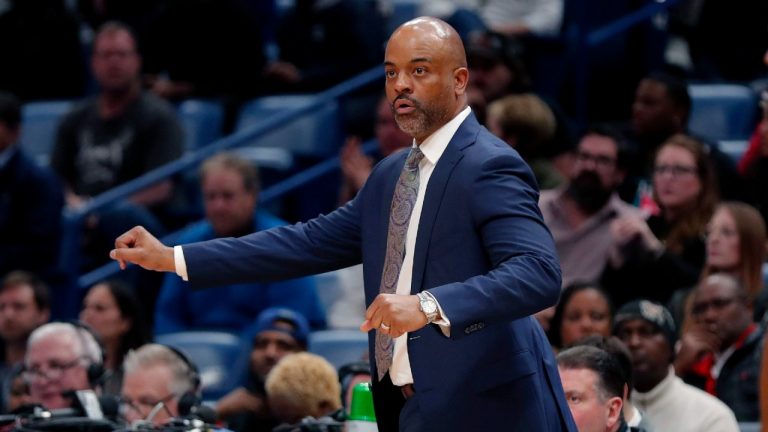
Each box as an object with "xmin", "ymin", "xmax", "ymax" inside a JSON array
[{"xmin": 394, "ymin": 74, "xmax": 412, "ymax": 94}]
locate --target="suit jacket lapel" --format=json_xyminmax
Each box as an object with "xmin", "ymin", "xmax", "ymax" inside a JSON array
[{"xmin": 410, "ymin": 113, "xmax": 480, "ymax": 294}]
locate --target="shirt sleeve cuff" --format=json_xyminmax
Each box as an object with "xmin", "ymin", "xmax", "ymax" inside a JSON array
[
  {"xmin": 424, "ymin": 291, "xmax": 450, "ymax": 337},
  {"xmin": 174, "ymin": 245, "xmax": 189, "ymax": 282}
]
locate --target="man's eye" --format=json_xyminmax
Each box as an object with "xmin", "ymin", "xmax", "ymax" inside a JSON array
[{"xmin": 414, "ymin": 67, "xmax": 425, "ymax": 74}]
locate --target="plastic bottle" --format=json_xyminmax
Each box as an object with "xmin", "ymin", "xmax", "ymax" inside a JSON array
[{"xmin": 346, "ymin": 382, "xmax": 377, "ymax": 432}]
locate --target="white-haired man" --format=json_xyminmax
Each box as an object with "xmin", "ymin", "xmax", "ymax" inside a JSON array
[{"xmin": 24, "ymin": 322, "xmax": 103, "ymax": 410}]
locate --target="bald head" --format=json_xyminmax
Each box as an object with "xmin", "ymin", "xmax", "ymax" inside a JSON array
[
  {"xmin": 391, "ymin": 17, "xmax": 467, "ymax": 68},
  {"xmin": 384, "ymin": 17, "xmax": 469, "ymax": 143}
]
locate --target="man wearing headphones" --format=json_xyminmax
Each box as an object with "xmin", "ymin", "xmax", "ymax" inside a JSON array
[
  {"xmin": 23, "ymin": 322, "xmax": 104, "ymax": 410},
  {"xmin": 120, "ymin": 343, "xmax": 202, "ymax": 426}
]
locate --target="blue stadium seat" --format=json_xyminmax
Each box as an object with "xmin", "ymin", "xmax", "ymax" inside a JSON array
[
  {"xmin": 308, "ymin": 329, "xmax": 369, "ymax": 370},
  {"xmin": 155, "ymin": 331, "xmax": 245, "ymax": 401},
  {"xmin": 235, "ymin": 94, "xmax": 343, "ymax": 158},
  {"xmin": 688, "ymin": 84, "xmax": 759, "ymax": 141},
  {"xmin": 717, "ymin": 140, "xmax": 749, "ymax": 164},
  {"xmin": 19, "ymin": 100, "xmax": 74, "ymax": 165},
  {"xmin": 176, "ymin": 99, "xmax": 224, "ymax": 152},
  {"xmin": 739, "ymin": 422, "xmax": 760, "ymax": 432}
]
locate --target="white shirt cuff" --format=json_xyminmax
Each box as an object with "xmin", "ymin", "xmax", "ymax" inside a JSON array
[
  {"xmin": 174, "ymin": 245, "xmax": 189, "ymax": 281},
  {"xmin": 424, "ymin": 291, "xmax": 451, "ymax": 337}
]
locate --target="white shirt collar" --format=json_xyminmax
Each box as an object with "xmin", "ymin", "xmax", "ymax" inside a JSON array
[{"xmin": 415, "ymin": 106, "xmax": 472, "ymax": 165}]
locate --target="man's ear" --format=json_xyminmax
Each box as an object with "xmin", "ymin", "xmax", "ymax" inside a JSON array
[
  {"xmin": 606, "ymin": 396, "xmax": 623, "ymax": 429},
  {"xmin": 454, "ymin": 67, "xmax": 469, "ymax": 95}
]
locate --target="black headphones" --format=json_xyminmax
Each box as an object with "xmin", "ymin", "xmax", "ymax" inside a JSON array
[
  {"xmin": 66, "ymin": 320, "xmax": 107, "ymax": 389},
  {"xmin": 161, "ymin": 345, "xmax": 201, "ymax": 417}
]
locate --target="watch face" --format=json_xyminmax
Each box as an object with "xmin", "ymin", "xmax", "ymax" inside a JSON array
[{"xmin": 422, "ymin": 298, "xmax": 437, "ymax": 314}]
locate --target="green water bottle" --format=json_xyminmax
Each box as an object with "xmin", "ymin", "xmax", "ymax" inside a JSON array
[{"xmin": 346, "ymin": 382, "xmax": 378, "ymax": 431}]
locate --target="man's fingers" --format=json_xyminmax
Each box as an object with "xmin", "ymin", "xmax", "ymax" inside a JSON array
[
  {"xmin": 110, "ymin": 247, "xmax": 142, "ymax": 268},
  {"xmin": 114, "ymin": 226, "xmax": 146, "ymax": 249}
]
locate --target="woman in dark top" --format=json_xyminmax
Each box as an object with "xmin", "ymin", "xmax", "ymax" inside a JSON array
[
  {"xmin": 602, "ymin": 134, "xmax": 718, "ymax": 308},
  {"xmin": 80, "ymin": 280, "xmax": 149, "ymax": 395}
]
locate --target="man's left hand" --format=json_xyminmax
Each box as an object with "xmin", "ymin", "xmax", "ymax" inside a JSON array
[{"xmin": 360, "ymin": 294, "xmax": 428, "ymax": 338}]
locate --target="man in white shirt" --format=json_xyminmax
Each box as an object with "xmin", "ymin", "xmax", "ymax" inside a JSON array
[{"xmin": 613, "ymin": 300, "xmax": 739, "ymax": 432}]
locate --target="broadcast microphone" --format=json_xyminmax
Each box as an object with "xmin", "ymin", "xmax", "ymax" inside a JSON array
[{"xmin": 59, "ymin": 390, "xmax": 120, "ymax": 421}]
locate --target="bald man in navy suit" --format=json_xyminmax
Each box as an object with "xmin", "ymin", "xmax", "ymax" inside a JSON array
[{"xmin": 112, "ymin": 17, "xmax": 576, "ymax": 432}]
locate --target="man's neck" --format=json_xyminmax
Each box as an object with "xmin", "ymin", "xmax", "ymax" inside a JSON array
[
  {"xmin": 99, "ymin": 83, "xmax": 140, "ymax": 118},
  {"xmin": 560, "ymin": 193, "xmax": 595, "ymax": 228},
  {"xmin": 634, "ymin": 368, "xmax": 668, "ymax": 393}
]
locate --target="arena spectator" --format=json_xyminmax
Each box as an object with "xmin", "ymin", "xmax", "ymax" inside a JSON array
[
  {"xmin": 24, "ymin": 322, "xmax": 103, "ymax": 410},
  {"xmin": 266, "ymin": 352, "xmax": 342, "ymax": 428},
  {"xmin": 0, "ymin": 272, "xmax": 50, "ymax": 412},
  {"xmin": 674, "ymin": 274, "xmax": 762, "ymax": 421},
  {"xmin": 52, "ymin": 21, "xmax": 184, "ymax": 270},
  {"xmin": 121, "ymin": 343, "xmax": 202, "ymax": 426},
  {"xmin": 79, "ymin": 280, "xmax": 149, "ymax": 395},
  {"xmin": 217, "ymin": 308, "xmax": 309, "ymax": 431},
  {"xmin": 603, "ymin": 134, "xmax": 717, "ymax": 307},
  {"xmin": 557, "ymin": 345, "xmax": 626, "ymax": 432},
  {"xmin": 0, "ymin": 92, "xmax": 64, "ymax": 279},
  {"xmin": 539, "ymin": 125, "xmax": 638, "ymax": 287},
  {"xmin": 548, "ymin": 283, "xmax": 614, "ymax": 351},
  {"xmin": 702, "ymin": 203, "xmax": 766, "ymax": 314},
  {"xmin": 613, "ymin": 300, "xmax": 739, "ymax": 432},
  {"xmin": 154, "ymin": 153, "xmax": 324, "ymax": 335},
  {"xmin": 487, "ymin": 93, "xmax": 562, "ymax": 189},
  {"xmin": 575, "ymin": 335, "xmax": 654, "ymax": 431},
  {"xmin": 620, "ymin": 71, "xmax": 741, "ymax": 203}
]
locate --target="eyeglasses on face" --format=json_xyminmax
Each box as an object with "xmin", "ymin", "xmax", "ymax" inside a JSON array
[
  {"xmin": 652, "ymin": 164, "xmax": 697, "ymax": 177},
  {"xmin": 23, "ymin": 358, "xmax": 85, "ymax": 382},
  {"xmin": 575, "ymin": 151, "xmax": 616, "ymax": 168},
  {"xmin": 119, "ymin": 393, "xmax": 177, "ymax": 419}
]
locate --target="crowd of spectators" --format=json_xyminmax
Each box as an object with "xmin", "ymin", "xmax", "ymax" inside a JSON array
[{"xmin": 0, "ymin": 0, "xmax": 767, "ymax": 430}]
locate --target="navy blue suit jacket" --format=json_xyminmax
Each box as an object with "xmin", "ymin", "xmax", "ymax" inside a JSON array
[{"xmin": 184, "ymin": 113, "xmax": 576, "ymax": 431}]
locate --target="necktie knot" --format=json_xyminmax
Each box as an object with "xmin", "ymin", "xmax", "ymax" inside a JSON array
[{"xmin": 405, "ymin": 147, "xmax": 424, "ymax": 171}]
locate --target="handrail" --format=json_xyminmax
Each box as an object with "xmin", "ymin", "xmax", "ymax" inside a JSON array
[
  {"xmin": 587, "ymin": 0, "xmax": 679, "ymax": 47},
  {"xmin": 77, "ymin": 139, "xmax": 380, "ymax": 289},
  {"xmin": 60, "ymin": 66, "xmax": 382, "ymax": 273}
]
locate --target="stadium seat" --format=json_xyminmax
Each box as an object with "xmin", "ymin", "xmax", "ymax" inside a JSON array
[
  {"xmin": 739, "ymin": 422, "xmax": 760, "ymax": 432},
  {"xmin": 235, "ymin": 94, "xmax": 343, "ymax": 158},
  {"xmin": 176, "ymin": 99, "xmax": 224, "ymax": 152},
  {"xmin": 155, "ymin": 331, "xmax": 245, "ymax": 401},
  {"xmin": 19, "ymin": 100, "xmax": 74, "ymax": 165},
  {"xmin": 717, "ymin": 140, "xmax": 749, "ymax": 164},
  {"xmin": 308, "ymin": 329, "xmax": 369, "ymax": 370},
  {"xmin": 688, "ymin": 84, "xmax": 759, "ymax": 141}
]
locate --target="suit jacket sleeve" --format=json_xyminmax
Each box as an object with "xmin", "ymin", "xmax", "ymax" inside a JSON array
[
  {"xmin": 183, "ymin": 193, "xmax": 363, "ymax": 289},
  {"xmin": 428, "ymin": 151, "xmax": 562, "ymax": 340}
]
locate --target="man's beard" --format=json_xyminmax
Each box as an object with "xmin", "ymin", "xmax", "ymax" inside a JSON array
[
  {"xmin": 566, "ymin": 171, "xmax": 613, "ymax": 214},
  {"xmin": 392, "ymin": 94, "xmax": 451, "ymax": 138}
]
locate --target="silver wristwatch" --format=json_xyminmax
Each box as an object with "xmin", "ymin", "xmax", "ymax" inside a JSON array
[{"xmin": 417, "ymin": 291, "xmax": 438, "ymax": 324}]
